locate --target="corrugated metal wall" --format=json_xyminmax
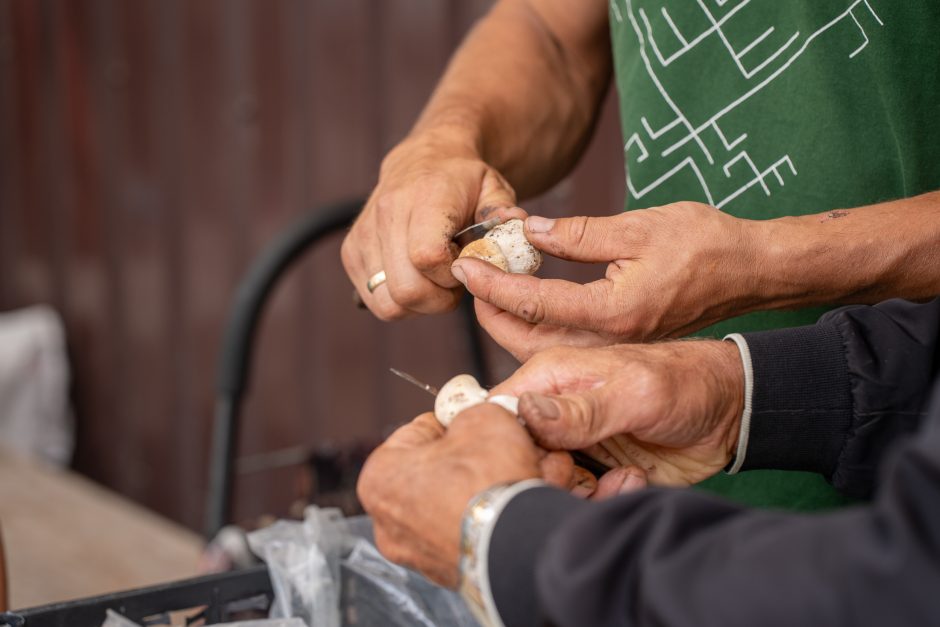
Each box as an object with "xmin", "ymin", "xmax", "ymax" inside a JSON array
[{"xmin": 0, "ymin": 0, "xmax": 624, "ymax": 530}]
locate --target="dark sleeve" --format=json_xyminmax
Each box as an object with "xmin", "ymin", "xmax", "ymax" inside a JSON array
[
  {"xmin": 488, "ymin": 378, "xmax": 940, "ymax": 627},
  {"xmin": 738, "ymin": 298, "xmax": 940, "ymax": 497}
]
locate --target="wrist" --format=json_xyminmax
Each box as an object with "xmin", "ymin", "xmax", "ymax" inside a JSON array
[
  {"xmin": 705, "ymin": 339, "xmax": 746, "ymax": 466},
  {"xmin": 459, "ymin": 479, "xmax": 548, "ymax": 627},
  {"xmin": 409, "ymin": 109, "xmax": 486, "ymax": 159},
  {"xmin": 751, "ymin": 215, "xmax": 848, "ymax": 309}
]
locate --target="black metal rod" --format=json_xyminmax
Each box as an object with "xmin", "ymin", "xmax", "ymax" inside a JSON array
[{"xmin": 205, "ymin": 199, "xmax": 364, "ymax": 539}]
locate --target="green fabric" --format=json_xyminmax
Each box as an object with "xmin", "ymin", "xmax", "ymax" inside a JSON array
[{"xmin": 608, "ymin": 0, "xmax": 940, "ymax": 509}]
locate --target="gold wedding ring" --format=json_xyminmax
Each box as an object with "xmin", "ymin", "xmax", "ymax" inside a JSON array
[{"xmin": 366, "ymin": 270, "xmax": 387, "ymax": 294}]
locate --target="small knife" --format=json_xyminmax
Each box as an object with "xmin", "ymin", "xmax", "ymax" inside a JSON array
[
  {"xmin": 389, "ymin": 368, "xmax": 608, "ymax": 479},
  {"xmin": 452, "ymin": 217, "xmax": 501, "ymax": 247},
  {"xmin": 389, "ymin": 368, "xmax": 440, "ymax": 396}
]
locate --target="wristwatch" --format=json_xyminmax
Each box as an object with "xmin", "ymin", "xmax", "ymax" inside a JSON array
[{"xmin": 458, "ymin": 479, "xmax": 548, "ymax": 627}]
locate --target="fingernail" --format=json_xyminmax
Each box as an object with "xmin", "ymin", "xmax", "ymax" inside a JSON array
[
  {"xmin": 526, "ymin": 393, "xmax": 560, "ymax": 422},
  {"xmin": 450, "ymin": 262, "xmax": 467, "ymax": 285},
  {"xmin": 525, "ymin": 216, "xmax": 555, "ymax": 234},
  {"xmin": 620, "ymin": 472, "xmax": 646, "ymax": 494},
  {"xmin": 570, "ymin": 485, "xmax": 593, "ymax": 499}
]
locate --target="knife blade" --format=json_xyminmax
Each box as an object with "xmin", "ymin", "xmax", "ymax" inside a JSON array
[
  {"xmin": 389, "ymin": 368, "xmax": 440, "ymax": 397},
  {"xmin": 452, "ymin": 217, "xmax": 501, "ymax": 247}
]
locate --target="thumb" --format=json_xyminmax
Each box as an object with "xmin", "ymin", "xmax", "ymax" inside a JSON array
[
  {"xmin": 524, "ymin": 215, "xmax": 631, "ymax": 263},
  {"xmin": 519, "ymin": 391, "xmax": 608, "ymax": 450},
  {"xmin": 474, "ymin": 168, "xmax": 524, "ymax": 223}
]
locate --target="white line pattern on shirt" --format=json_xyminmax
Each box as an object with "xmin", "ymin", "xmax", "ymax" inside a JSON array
[{"xmin": 612, "ymin": 0, "xmax": 884, "ymax": 209}]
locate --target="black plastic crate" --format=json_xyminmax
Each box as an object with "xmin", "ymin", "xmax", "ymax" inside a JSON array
[{"xmin": 1, "ymin": 564, "xmax": 273, "ymax": 627}]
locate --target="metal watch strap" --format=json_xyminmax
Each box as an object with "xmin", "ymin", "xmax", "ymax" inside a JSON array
[{"xmin": 458, "ymin": 479, "xmax": 548, "ymax": 627}]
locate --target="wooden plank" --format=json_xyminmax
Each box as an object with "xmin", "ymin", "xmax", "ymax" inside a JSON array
[{"xmin": 0, "ymin": 446, "xmax": 201, "ymax": 609}]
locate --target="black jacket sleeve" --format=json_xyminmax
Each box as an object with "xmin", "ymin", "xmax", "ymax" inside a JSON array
[
  {"xmin": 488, "ymin": 299, "xmax": 940, "ymax": 627},
  {"xmin": 737, "ymin": 298, "xmax": 940, "ymax": 497}
]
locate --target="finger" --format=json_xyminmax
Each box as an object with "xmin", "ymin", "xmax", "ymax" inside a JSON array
[
  {"xmin": 402, "ymin": 177, "xmax": 477, "ymax": 290},
  {"xmin": 523, "ymin": 215, "xmax": 635, "ymax": 263},
  {"xmin": 569, "ymin": 466, "xmax": 598, "ymax": 499},
  {"xmin": 590, "ymin": 466, "xmax": 648, "ymax": 500},
  {"xmin": 403, "ymin": 168, "xmax": 518, "ymax": 290},
  {"xmin": 382, "ymin": 412, "xmax": 446, "ymax": 450},
  {"xmin": 451, "ymin": 257, "xmax": 612, "ymax": 330},
  {"xmin": 475, "ymin": 299, "xmax": 612, "ymax": 364},
  {"xmin": 378, "ymin": 200, "xmax": 464, "ymax": 314},
  {"xmin": 474, "ymin": 168, "xmax": 520, "ymax": 223},
  {"xmin": 342, "ymin": 211, "xmax": 413, "ymax": 320},
  {"xmin": 539, "ymin": 450, "xmax": 575, "ymax": 488},
  {"xmin": 519, "ymin": 390, "xmax": 622, "ymax": 451}
]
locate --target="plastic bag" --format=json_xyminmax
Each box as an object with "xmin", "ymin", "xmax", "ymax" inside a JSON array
[
  {"xmin": 248, "ymin": 508, "xmax": 478, "ymax": 627},
  {"xmin": 101, "ymin": 610, "xmax": 140, "ymax": 627},
  {"xmin": 247, "ymin": 508, "xmax": 348, "ymax": 627},
  {"xmin": 211, "ymin": 620, "xmax": 307, "ymax": 627},
  {"xmin": 0, "ymin": 305, "xmax": 73, "ymax": 465},
  {"xmin": 100, "ymin": 609, "xmax": 306, "ymax": 627}
]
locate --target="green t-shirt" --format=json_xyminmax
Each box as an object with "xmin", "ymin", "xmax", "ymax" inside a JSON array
[{"xmin": 608, "ymin": 0, "xmax": 940, "ymax": 509}]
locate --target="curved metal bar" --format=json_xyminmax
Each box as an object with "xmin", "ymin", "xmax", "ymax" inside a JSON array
[
  {"xmin": 206, "ymin": 199, "xmax": 364, "ymax": 538},
  {"xmin": 205, "ymin": 198, "xmax": 490, "ymax": 538}
]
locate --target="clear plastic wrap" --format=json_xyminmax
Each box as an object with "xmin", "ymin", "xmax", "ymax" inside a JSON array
[{"xmin": 248, "ymin": 508, "xmax": 479, "ymax": 627}]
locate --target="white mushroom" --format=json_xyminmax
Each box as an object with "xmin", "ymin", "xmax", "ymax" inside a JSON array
[
  {"xmin": 434, "ymin": 374, "xmax": 490, "ymax": 427},
  {"xmin": 458, "ymin": 218, "xmax": 542, "ymax": 274},
  {"xmin": 486, "ymin": 394, "xmax": 519, "ymax": 415},
  {"xmin": 457, "ymin": 239, "xmax": 509, "ymax": 272},
  {"xmin": 433, "ymin": 374, "xmax": 520, "ymax": 427}
]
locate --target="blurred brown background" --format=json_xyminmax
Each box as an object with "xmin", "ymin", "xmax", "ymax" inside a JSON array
[{"xmin": 0, "ymin": 0, "xmax": 624, "ymax": 532}]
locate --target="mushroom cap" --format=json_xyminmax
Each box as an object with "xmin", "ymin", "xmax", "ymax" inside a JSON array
[
  {"xmin": 457, "ymin": 238, "xmax": 510, "ymax": 272},
  {"xmin": 486, "ymin": 394, "xmax": 519, "ymax": 415},
  {"xmin": 484, "ymin": 219, "xmax": 542, "ymax": 275},
  {"xmin": 433, "ymin": 374, "xmax": 489, "ymax": 427}
]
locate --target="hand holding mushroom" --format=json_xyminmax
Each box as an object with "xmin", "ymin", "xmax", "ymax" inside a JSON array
[
  {"xmin": 357, "ymin": 405, "xmax": 564, "ymax": 587},
  {"xmin": 490, "ymin": 341, "xmax": 746, "ymax": 487},
  {"xmin": 432, "ymin": 372, "xmax": 645, "ymax": 499},
  {"xmin": 451, "ymin": 203, "xmax": 756, "ymax": 362}
]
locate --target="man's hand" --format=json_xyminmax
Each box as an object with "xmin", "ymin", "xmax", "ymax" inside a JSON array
[
  {"xmin": 341, "ymin": 133, "xmax": 526, "ymax": 320},
  {"xmin": 358, "ymin": 406, "xmax": 558, "ymax": 587},
  {"xmin": 357, "ymin": 404, "xmax": 643, "ymax": 587},
  {"xmin": 341, "ymin": 0, "xmax": 613, "ymax": 320},
  {"xmin": 490, "ymin": 341, "xmax": 745, "ymax": 486},
  {"xmin": 450, "ymin": 202, "xmax": 757, "ymax": 360}
]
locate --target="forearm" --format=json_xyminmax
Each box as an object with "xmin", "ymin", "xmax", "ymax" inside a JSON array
[
  {"xmin": 752, "ymin": 191, "xmax": 940, "ymax": 307},
  {"xmin": 490, "ymin": 440, "xmax": 940, "ymax": 627},
  {"xmin": 732, "ymin": 298, "xmax": 940, "ymax": 497},
  {"xmin": 408, "ymin": 0, "xmax": 612, "ymax": 198}
]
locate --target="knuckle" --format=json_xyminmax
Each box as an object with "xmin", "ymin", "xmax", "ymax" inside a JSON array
[
  {"xmin": 409, "ymin": 242, "xmax": 452, "ymax": 272},
  {"xmin": 374, "ymin": 192, "xmax": 399, "ymax": 218},
  {"xmin": 373, "ymin": 529, "xmax": 402, "ymax": 564},
  {"xmin": 516, "ymin": 296, "xmax": 547, "ymax": 324},
  {"xmin": 387, "ymin": 278, "xmax": 428, "ymax": 309},
  {"xmin": 370, "ymin": 297, "xmax": 408, "ymax": 321},
  {"xmin": 568, "ymin": 216, "xmax": 593, "ymax": 249}
]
